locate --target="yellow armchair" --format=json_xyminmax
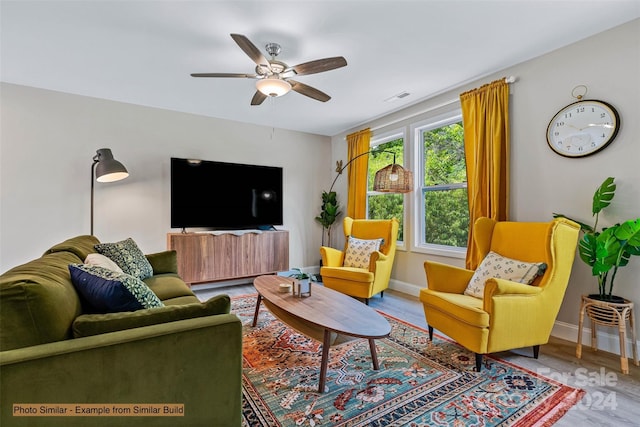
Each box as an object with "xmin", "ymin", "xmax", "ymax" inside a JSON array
[
  {"xmin": 320, "ymin": 217, "xmax": 399, "ymax": 304},
  {"xmin": 420, "ymin": 217, "xmax": 580, "ymax": 371}
]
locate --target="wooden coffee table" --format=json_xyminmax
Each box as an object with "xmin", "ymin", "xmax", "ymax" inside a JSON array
[{"xmin": 252, "ymin": 275, "xmax": 391, "ymax": 393}]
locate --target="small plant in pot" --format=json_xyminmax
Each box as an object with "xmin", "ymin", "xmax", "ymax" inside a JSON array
[{"xmin": 554, "ymin": 177, "xmax": 640, "ymax": 303}]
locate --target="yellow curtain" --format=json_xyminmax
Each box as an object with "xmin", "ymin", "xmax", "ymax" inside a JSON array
[
  {"xmin": 346, "ymin": 128, "xmax": 371, "ymax": 219},
  {"xmin": 460, "ymin": 79, "xmax": 510, "ymax": 269}
]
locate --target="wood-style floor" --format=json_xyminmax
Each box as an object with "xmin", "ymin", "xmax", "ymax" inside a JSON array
[{"xmin": 195, "ymin": 282, "xmax": 640, "ymax": 427}]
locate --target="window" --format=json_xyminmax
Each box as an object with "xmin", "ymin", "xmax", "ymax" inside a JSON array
[
  {"xmin": 415, "ymin": 112, "xmax": 468, "ymax": 252},
  {"xmin": 366, "ymin": 132, "xmax": 405, "ymax": 243}
]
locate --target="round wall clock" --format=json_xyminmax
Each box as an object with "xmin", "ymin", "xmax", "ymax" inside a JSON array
[{"xmin": 546, "ymin": 99, "xmax": 620, "ymax": 158}]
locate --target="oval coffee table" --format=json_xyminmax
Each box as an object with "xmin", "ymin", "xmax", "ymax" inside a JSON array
[{"xmin": 252, "ymin": 275, "xmax": 391, "ymax": 393}]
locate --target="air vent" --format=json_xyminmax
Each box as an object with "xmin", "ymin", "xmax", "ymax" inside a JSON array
[{"xmin": 384, "ymin": 91, "xmax": 410, "ymax": 102}]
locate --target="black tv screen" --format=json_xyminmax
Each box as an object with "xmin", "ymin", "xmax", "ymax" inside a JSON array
[{"xmin": 171, "ymin": 157, "xmax": 283, "ymax": 230}]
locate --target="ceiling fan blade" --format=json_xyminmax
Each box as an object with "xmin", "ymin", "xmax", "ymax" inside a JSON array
[
  {"xmin": 292, "ymin": 56, "xmax": 347, "ymax": 76},
  {"xmin": 190, "ymin": 73, "xmax": 257, "ymax": 78},
  {"xmin": 289, "ymin": 80, "xmax": 331, "ymax": 102},
  {"xmin": 230, "ymin": 33, "xmax": 271, "ymax": 69},
  {"xmin": 251, "ymin": 91, "xmax": 267, "ymax": 106}
]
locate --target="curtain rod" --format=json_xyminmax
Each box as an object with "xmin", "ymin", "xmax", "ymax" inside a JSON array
[{"xmin": 350, "ymin": 76, "xmax": 517, "ymax": 136}]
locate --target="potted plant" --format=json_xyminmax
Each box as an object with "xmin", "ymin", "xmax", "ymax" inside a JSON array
[
  {"xmin": 554, "ymin": 177, "xmax": 640, "ymax": 302},
  {"xmin": 315, "ymin": 190, "xmax": 341, "ymax": 248}
]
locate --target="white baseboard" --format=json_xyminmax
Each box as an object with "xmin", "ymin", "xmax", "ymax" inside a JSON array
[
  {"xmin": 552, "ymin": 319, "xmax": 639, "ymax": 357},
  {"xmin": 388, "ymin": 280, "xmax": 639, "ymax": 358},
  {"xmin": 388, "ymin": 279, "xmax": 422, "ymax": 297}
]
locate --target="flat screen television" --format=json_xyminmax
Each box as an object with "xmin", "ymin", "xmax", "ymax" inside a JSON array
[{"xmin": 170, "ymin": 157, "xmax": 283, "ymax": 230}]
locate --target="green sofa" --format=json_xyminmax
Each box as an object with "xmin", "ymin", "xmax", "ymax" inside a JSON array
[{"xmin": 0, "ymin": 235, "xmax": 242, "ymax": 427}]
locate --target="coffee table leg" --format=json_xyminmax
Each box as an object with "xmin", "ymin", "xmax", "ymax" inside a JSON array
[
  {"xmin": 318, "ymin": 329, "xmax": 331, "ymax": 393},
  {"xmin": 369, "ymin": 339, "xmax": 380, "ymax": 370},
  {"xmin": 252, "ymin": 294, "xmax": 262, "ymax": 327}
]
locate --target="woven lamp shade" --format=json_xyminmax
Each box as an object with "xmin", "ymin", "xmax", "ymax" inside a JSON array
[{"xmin": 373, "ymin": 164, "xmax": 413, "ymax": 193}]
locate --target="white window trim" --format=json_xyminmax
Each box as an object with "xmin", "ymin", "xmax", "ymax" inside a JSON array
[
  {"xmin": 368, "ymin": 128, "xmax": 408, "ymax": 250},
  {"xmin": 410, "ymin": 109, "xmax": 467, "ymax": 257}
]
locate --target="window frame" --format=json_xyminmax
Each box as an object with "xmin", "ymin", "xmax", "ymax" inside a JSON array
[
  {"xmin": 367, "ymin": 128, "xmax": 408, "ymax": 250},
  {"xmin": 411, "ymin": 110, "xmax": 467, "ymax": 258}
]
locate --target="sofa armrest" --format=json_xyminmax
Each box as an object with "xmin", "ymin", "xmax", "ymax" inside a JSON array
[
  {"xmin": 72, "ymin": 294, "xmax": 230, "ymax": 338},
  {"xmin": 1, "ymin": 314, "xmax": 242, "ymax": 427},
  {"xmin": 145, "ymin": 250, "xmax": 178, "ymax": 274},
  {"xmin": 423, "ymin": 260, "xmax": 474, "ymax": 294},
  {"xmin": 320, "ymin": 246, "xmax": 344, "ymax": 267}
]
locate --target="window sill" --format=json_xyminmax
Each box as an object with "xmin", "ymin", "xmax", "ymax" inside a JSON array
[{"xmin": 411, "ymin": 244, "xmax": 466, "ymax": 259}]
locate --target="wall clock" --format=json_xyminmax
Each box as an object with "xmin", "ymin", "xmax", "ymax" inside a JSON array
[{"xmin": 546, "ymin": 99, "xmax": 620, "ymax": 158}]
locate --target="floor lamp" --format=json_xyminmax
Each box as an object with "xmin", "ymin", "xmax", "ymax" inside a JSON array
[{"xmin": 91, "ymin": 148, "xmax": 129, "ymax": 235}]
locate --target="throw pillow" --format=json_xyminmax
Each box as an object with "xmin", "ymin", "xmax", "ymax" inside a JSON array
[
  {"xmin": 343, "ymin": 236, "xmax": 384, "ymax": 269},
  {"xmin": 94, "ymin": 238, "xmax": 153, "ymax": 281},
  {"xmin": 84, "ymin": 253, "xmax": 123, "ymax": 273},
  {"xmin": 464, "ymin": 251, "xmax": 547, "ymax": 298},
  {"xmin": 69, "ymin": 264, "xmax": 164, "ymax": 313}
]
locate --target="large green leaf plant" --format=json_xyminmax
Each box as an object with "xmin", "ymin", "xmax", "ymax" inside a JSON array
[
  {"xmin": 554, "ymin": 177, "xmax": 640, "ymax": 301},
  {"xmin": 315, "ymin": 190, "xmax": 341, "ymax": 247}
]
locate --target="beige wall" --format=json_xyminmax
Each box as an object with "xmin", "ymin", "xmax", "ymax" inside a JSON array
[
  {"xmin": 331, "ymin": 19, "xmax": 640, "ymax": 341},
  {"xmin": 0, "ymin": 84, "xmax": 331, "ymax": 272}
]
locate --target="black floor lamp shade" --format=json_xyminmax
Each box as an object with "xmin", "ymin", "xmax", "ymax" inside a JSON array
[
  {"xmin": 91, "ymin": 148, "xmax": 128, "ymax": 235},
  {"xmin": 94, "ymin": 148, "xmax": 129, "ymax": 182}
]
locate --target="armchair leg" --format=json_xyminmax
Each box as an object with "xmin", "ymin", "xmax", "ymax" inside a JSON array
[
  {"xmin": 365, "ymin": 298, "xmax": 369, "ymax": 305},
  {"xmin": 533, "ymin": 345, "xmax": 540, "ymax": 359},
  {"xmin": 475, "ymin": 353, "xmax": 483, "ymax": 372},
  {"xmin": 428, "ymin": 326, "xmax": 433, "ymax": 341},
  {"xmin": 381, "ymin": 291, "xmax": 384, "ymax": 298}
]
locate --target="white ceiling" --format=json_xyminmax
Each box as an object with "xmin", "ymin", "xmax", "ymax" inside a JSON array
[{"xmin": 2, "ymin": 1, "xmax": 639, "ymax": 136}]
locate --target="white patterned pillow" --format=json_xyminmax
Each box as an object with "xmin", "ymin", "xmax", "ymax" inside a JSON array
[
  {"xmin": 464, "ymin": 251, "xmax": 547, "ymax": 298},
  {"xmin": 84, "ymin": 253, "xmax": 123, "ymax": 273},
  {"xmin": 343, "ymin": 236, "xmax": 384, "ymax": 269},
  {"xmin": 94, "ymin": 238, "xmax": 153, "ymax": 281}
]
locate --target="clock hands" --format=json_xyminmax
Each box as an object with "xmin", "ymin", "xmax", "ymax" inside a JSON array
[{"xmin": 567, "ymin": 123, "xmax": 611, "ymax": 131}]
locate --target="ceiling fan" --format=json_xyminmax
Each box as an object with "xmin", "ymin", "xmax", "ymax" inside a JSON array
[{"xmin": 191, "ymin": 34, "xmax": 347, "ymax": 105}]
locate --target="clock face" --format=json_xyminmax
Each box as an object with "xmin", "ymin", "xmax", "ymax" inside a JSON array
[{"xmin": 546, "ymin": 100, "xmax": 620, "ymax": 157}]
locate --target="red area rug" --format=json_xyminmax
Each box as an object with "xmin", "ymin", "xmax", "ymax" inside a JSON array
[{"xmin": 233, "ymin": 295, "xmax": 584, "ymax": 426}]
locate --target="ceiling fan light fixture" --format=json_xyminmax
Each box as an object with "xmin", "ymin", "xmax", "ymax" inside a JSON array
[{"xmin": 256, "ymin": 77, "xmax": 292, "ymax": 97}]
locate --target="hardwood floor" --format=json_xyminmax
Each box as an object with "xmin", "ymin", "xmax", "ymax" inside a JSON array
[{"xmin": 195, "ymin": 282, "xmax": 640, "ymax": 426}]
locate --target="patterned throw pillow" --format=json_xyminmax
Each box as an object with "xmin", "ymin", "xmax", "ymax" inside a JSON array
[
  {"xmin": 464, "ymin": 251, "xmax": 547, "ymax": 298},
  {"xmin": 69, "ymin": 264, "xmax": 164, "ymax": 313},
  {"xmin": 94, "ymin": 238, "xmax": 153, "ymax": 281},
  {"xmin": 343, "ymin": 236, "xmax": 384, "ymax": 269}
]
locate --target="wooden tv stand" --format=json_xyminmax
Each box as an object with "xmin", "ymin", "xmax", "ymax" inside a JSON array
[{"xmin": 167, "ymin": 230, "xmax": 289, "ymax": 286}]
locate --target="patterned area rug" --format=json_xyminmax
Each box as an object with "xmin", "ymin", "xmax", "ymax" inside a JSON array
[{"xmin": 233, "ymin": 295, "xmax": 584, "ymax": 426}]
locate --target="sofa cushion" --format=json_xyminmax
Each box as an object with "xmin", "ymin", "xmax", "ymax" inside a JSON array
[
  {"xmin": 143, "ymin": 273, "xmax": 195, "ymax": 300},
  {"xmin": 94, "ymin": 238, "xmax": 154, "ymax": 280},
  {"xmin": 0, "ymin": 251, "xmax": 84, "ymax": 351},
  {"xmin": 72, "ymin": 294, "xmax": 230, "ymax": 338},
  {"xmin": 145, "ymin": 250, "xmax": 178, "ymax": 275},
  {"xmin": 464, "ymin": 251, "xmax": 547, "ymax": 298},
  {"xmin": 69, "ymin": 264, "xmax": 164, "ymax": 313},
  {"xmin": 44, "ymin": 235, "xmax": 101, "ymax": 261}
]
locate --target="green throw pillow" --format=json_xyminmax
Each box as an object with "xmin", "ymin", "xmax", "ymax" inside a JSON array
[{"xmin": 94, "ymin": 238, "xmax": 153, "ymax": 281}]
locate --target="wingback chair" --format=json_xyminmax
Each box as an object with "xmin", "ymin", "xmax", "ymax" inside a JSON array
[
  {"xmin": 320, "ymin": 217, "xmax": 399, "ymax": 304},
  {"xmin": 420, "ymin": 217, "xmax": 580, "ymax": 371}
]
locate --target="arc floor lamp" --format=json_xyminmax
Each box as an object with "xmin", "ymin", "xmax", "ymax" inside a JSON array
[{"xmin": 91, "ymin": 148, "xmax": 128, "ymax": 235}]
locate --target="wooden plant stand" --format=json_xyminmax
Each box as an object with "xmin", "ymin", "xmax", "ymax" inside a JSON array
[{"xmin": 576, "ymin": 294, "xmax": 639, "ymax": 374}]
